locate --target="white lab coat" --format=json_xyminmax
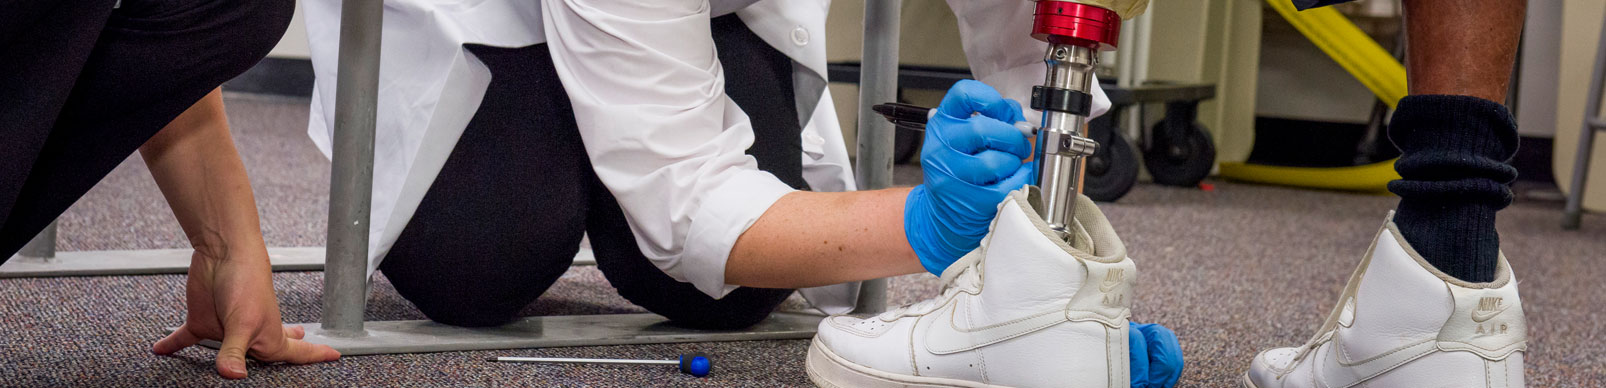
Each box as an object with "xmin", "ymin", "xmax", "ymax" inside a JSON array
[{"xmin": 303, "ymin": 0, "xmax": 1114, "ymax": 314}]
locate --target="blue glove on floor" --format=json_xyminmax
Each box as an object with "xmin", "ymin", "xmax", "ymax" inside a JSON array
[
  {"xmin": 905, "ymin": 80, "xmax": 1035, "ymax": 275},
  {"xmin": 1129, "ymin": 321, "xmax": 1184, "ymax": 388}
]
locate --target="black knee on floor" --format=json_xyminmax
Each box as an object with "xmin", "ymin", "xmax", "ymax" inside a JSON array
[
  {"xmin": 585, "ymin": 214, "xmax": 792, "ymax": 330},
  {"xmin": 410, "ymin": 300, "xmax": 522, "ymax": 328},
  {"xmin": 381, "ymin": 264, "xmax": 562, "ymax": 328},
  {"xmin": 378, "ymin": 251, "xmax": 569, "ymax": 329},
  {"xmin": 619, "ymin": 286, "xmax": 794, "ymax": 331}
]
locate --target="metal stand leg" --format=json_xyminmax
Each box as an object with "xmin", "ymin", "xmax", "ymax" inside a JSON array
[
  {"xmin": 850, "ymin": 0, "xmax": 901, "ymax": 315},
  {"xmin": 1565, "ymin": 120, "xmax": 1599, "ymax": 230},
  {"xmin": 318, "ymin": 0, "xmax": 384, "ymax": 338},
  {"xmin": 1563, "ymin": 14, "xmax": 1606, "ymax": 230}
]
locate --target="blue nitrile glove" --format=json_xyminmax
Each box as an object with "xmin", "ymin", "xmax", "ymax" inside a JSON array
[
  {"xmin": 905, "ymin": 80, "xmax": 1034, "ymax": 275},
  {"xmin": 1128, "ymin": 322, "xmax": 1184, "ymax": 388}
]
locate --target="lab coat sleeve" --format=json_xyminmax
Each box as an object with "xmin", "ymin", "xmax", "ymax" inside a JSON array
[
  {"xmin": 946, "ymin": 0, "xmax": 1131, "ymax": 125},
  {"xmin": 542, "ymin": 0, "xmax": 795, "ymax": 299}
]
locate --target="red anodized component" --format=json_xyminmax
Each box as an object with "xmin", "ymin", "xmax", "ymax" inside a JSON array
[{"xmin": 1030, "ymin": 0, "xmax": 1122, "ymax": 51}]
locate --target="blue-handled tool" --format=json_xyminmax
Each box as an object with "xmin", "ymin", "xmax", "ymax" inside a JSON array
[{"xmin": 487, "ymin": 353, "xmax": 713, "ymax": 377}]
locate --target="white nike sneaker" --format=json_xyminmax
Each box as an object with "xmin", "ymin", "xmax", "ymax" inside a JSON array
[
  {"xmin": 806, "ymin": 187, "xmax": 1135, "ymax": 388},
  {"xmin": 1244, "ymin": 214, "xmax": 1527, "ymax": 388}
]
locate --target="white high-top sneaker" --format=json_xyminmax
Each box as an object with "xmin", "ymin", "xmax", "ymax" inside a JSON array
[
  {"xmin": 806, "ymin": 187, "xmax": 1135, "ymax": 388},
  {"xmin": 1244, "ymin": 214, "xmax": 1527, "ymax": 388}
]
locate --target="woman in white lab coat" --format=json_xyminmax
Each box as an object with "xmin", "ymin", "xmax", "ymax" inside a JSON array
[{"xmin": 301, "ymin": 0, "xmax": 1123, "ymax": 328}]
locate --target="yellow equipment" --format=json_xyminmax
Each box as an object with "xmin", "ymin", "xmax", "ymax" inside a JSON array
[{"xmin": 1217, "ymin": 0, "xmax": 1406, "ymax": 192}]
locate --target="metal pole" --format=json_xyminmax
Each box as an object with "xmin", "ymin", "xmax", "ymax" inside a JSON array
[
  {"xmin": 322, "ymin": 0, "xmax": 383, "ymax": 335},
  {"xmin": 852, "ymin": 0, "xmax": 900, "ymax": 314},
  {"xmin": 491, "ymin": 357, "xmax": 679, "ymax": 366},
  {"xmin": 1562, "ymin": 13, "xmax": 1606, "ymax": 230},
  {"xmin": 18, "ymin": 221, "xmax": 56, "ymax": 259},
  {"xmin": 1126, "ymin": 10, "xmax": 1152, "ymax": 144},
  {"xmin": 1567, "ymin": 123, "xmax": 1599, "ymax": 229}
]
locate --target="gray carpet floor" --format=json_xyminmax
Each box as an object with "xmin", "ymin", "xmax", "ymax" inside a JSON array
[{"xmin": 2, "ymin": 93, "xmax": 1602, "ymax": 387}]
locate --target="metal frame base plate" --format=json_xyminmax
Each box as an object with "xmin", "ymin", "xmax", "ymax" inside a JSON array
[
  {"xmin": 182, "ymin": 312, "xmax": 821, "ymax": 356},
  {"xmin": 1, "ymin": 247, "xmax": 325, "ymax": 278},
  {"xmin": 1, "ymin": 247, "xmax": 597, "ymax": 279}
]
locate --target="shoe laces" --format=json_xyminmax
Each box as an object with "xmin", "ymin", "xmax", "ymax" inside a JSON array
[
  {"xmin": 877, "ymin": 251, "xmax": 985, "ymax": 320},
  {"xmin": 1285, "ymin": 294, "xmax": 1357, "ymax": 371},
  {"xmin": 1290, "ymin": 337, "xmax": 1321, "ymax": 364},
  {"xmin": 1282, "ymin": 330, "xmax": 1335, "ymax": 376}
]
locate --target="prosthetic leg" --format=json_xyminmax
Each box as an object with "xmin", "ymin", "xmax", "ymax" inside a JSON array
[
  {"xmin": 871, "ymin": 1, "xmax": 1123, "ymax": 239},
  {"xmin": 1029, "ymin": 0, "xmax": 1122, "ymax": 239},
  {"xmin": 808, "ymin": 4, "xmax": 1150, "ymax": 387}
]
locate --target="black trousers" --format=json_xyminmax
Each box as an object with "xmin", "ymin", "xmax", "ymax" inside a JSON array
[
  {"xmin": 0, "ymin": 0, "xmax": 294, "ymax": 257},
  {"xmin": 376, "ymin": 15, "xmax": 805, "ymax": 329}
]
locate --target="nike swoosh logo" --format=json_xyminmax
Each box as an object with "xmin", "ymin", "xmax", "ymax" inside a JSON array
[
  {"xmin": 1097, "ymin": 277, "xmax": 1122, "ymax": 293},
  {"xmin": 923, "ymin": 297, "xmax": 1068, "ymax": 355},
  {"xmin": 1315, "ymin": 335, "xmax": 1438, "ymax": 388},
  {"xmin": 1471, "ymin": 305, "xmax": 1508, "ymax": 322}
]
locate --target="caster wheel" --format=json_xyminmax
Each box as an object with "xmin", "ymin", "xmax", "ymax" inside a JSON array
[
  {"xmin": 1144, "ymin": 122, "xmax": 1216, "ymax": 187},
  {"xmin": 1084, "ymin": 124, "xmax": 1139, "ymax": 202}
]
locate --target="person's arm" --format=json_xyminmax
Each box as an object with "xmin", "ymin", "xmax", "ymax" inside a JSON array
[
  {"xmin": 142, "ymin": 88, "xmax": 339, "ymax": 379},
  {"xmin": 543, "ymin": 1, "xmax": 1030, "ymax": 293},
  {"xmin": 731, "ymin": 0, "xmax": 1158, "ymax": 289},
  {"xmin": 727, "ymin": 188, "xmax": 923, "ymax": 288},
  {"xmin": 732, "ymin": 80, "xmax": 1035, "ymax": 289}
]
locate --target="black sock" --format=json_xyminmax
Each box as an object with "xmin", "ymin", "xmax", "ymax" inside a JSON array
[{"xmin": 1387, "ymin": 95, "xmax": 1518, "ymax": 283}]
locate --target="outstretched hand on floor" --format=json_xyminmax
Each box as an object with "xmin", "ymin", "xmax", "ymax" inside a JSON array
[{"xmin": 152, "ymin": 250, "xmax": 341, "ymax": 379}]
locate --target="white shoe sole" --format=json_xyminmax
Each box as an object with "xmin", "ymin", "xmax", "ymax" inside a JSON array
[{"xmin": 806, "ymin": 337, "xmax": 1009, "ymax": 388}]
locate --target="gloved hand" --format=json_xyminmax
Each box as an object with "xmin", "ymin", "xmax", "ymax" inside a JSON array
[
  {"xmin": 905, "ymin": 80, "xmax": 1035, "ymax": 275},
  {"xmin": 1129, "ymin": 321, "xmax": 1185, "ymax": 388}
]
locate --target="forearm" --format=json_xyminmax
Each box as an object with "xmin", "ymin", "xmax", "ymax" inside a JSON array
[
  {"xmin": 139, "ymin": 88, "xmax": 268, "ymax": 261},
  {"xmin": 727, "ymin": 188, "xmax": 924, "ymax": 289}
]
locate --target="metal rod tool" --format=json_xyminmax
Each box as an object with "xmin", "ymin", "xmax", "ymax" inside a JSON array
[{"xmin": 488, "ymin": 353, "xmax": 714, "ymax": 377}]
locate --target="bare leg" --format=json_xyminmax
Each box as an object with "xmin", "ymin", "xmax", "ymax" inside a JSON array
[{"xmin": 1402, "ymin": 0, "xmax": 1526, "ymax": 100}]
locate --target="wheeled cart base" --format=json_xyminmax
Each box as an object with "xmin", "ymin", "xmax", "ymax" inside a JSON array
[{"xmin": 1084, "ymin": 81, "xmax": 1218, "ymax": 201}]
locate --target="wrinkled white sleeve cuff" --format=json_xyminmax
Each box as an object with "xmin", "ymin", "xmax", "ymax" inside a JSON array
[{"xmin": 678, "ymin": 169, "xmax": 797, "ymax": 299}]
